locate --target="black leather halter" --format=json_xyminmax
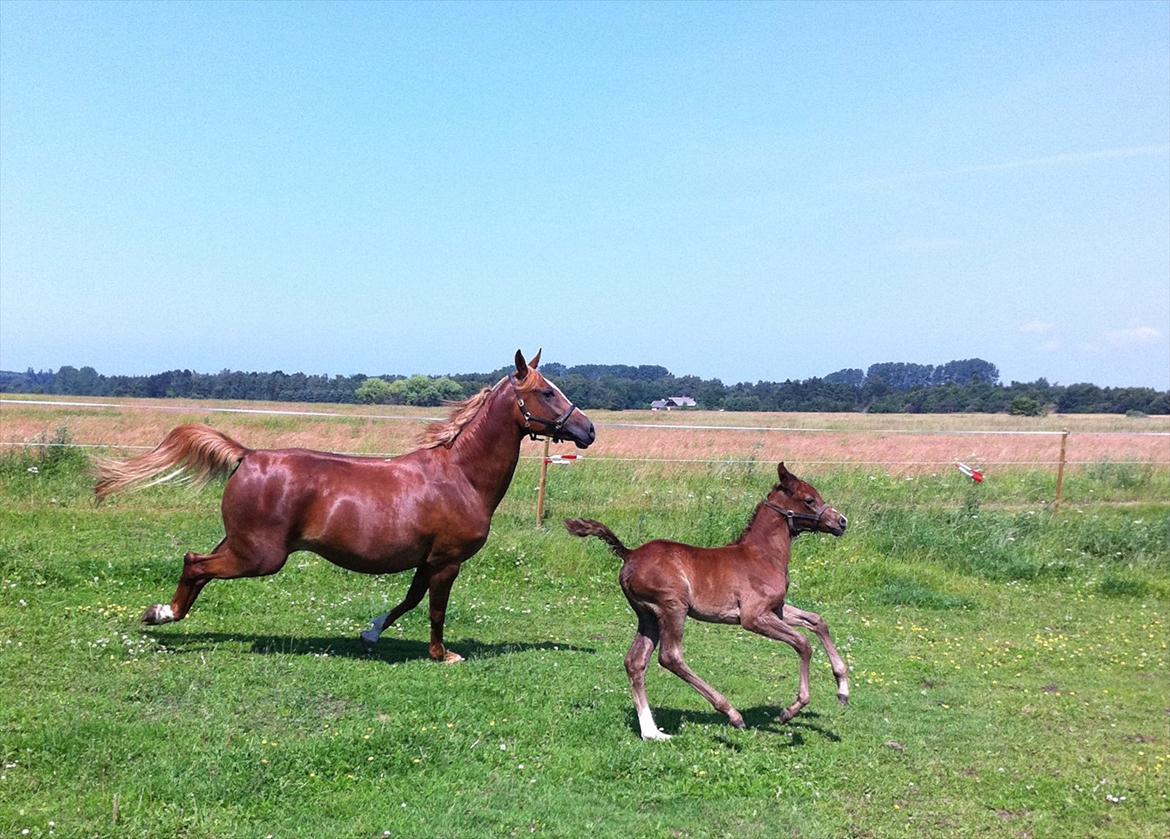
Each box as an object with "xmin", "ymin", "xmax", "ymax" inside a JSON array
[
  {"xmin": 513, "ymin": 379, "xmax": 580, "ymax": 442},
  {"xmin": 763, "ymin": 500, "xmax": 826, "ymax": 535}
]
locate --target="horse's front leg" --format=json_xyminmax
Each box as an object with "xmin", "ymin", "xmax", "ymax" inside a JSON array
[
  {"xmin": 741, "ymin": 609, "xmax": 813, "ymax": 723},
  {"xmin": 360, "ymin": 566, "xmax": 431, "ymax": 648},
  {"xmin": 779, "ymin": 604, "xmax": 850, "ymax": 705},
  {"xmin": 426, "ymin": 562, "xmax": 464, "ymax": 663}
]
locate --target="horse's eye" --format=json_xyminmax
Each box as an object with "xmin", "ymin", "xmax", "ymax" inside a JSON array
[{"xmin": 543, "ymin": 389, "xmax": 554, "ymax": 398}]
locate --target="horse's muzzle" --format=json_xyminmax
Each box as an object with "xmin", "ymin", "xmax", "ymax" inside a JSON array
[{"xmin": 571, "ymin": 420, "xmax": 596, "ymax": 449}]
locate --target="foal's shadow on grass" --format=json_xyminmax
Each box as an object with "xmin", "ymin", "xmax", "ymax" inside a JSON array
[
  {"xmin": 157, "ymin": 632, "xmax": 594, "ymax": 664},
  {"xmin": 644, "ymin": 706, "xmax": 841, "ymax": 744}
]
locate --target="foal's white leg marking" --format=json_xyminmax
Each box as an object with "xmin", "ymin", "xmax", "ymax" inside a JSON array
[
  {"xmin": 148, "ymin": 604, "xmax": 175, "ymax": 623},
  {"xmin": 637, "ymin": 705, "xmax": 671, "ymax": 741},
  {"xmin": 361, "ymin": 612, "xmax": 390, "ymax": 646}
]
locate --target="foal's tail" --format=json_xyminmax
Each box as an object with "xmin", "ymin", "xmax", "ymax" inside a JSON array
[
  {"xmin": 564, "ymin": 519, "xmax": 631, "ymax": 561},
  {"xmin": 94, "ymin": 424, "xmax": 251, "ymax": 501}
]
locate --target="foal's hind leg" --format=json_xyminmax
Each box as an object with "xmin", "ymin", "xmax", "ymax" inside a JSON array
[
  {"xmin": 657, "ymin": 607, "xmax": 745, "ymax": 729},
  {"xmin": 781, "ymin": 604, "xmax": 850, "ymax": 705},
  {"xmin": 143, "ymin": 537, "xmax": 289, "ymax": 625},
  {"xmin": 360, "ymin": 566, "xmax": 430, "ymax": 648},
  {"xmin": 625, "ymin": 609, "xmax": 669, "ymax": 740}
]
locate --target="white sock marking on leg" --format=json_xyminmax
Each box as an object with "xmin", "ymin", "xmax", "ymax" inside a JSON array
[{"xmin": 361, "ymin": 612, "xmax": 389, "ymax": 646}]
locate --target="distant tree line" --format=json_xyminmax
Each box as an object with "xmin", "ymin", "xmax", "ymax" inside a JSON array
[{"xmin": 1, "ymin": 359, "xmax": 1166, "ymax": 414}]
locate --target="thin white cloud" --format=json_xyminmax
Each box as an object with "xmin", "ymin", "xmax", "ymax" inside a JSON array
[
  {"xmin": 1037, "ymin": 339, "xmax": 1062, "ymax": 353},
  {"xmin": 1105, "ymin": 326, "xmax": 1162, "ymax": 347},
  {"xmin": 858, "ymin": 145, "xmax": 1169, "ymax": 187},
  {"xmin": 1020, "ymin": 320, "xmax": 1055, "ymax": 334}
]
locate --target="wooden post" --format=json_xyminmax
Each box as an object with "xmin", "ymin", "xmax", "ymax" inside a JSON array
[
  {"xmin": 536, "ymin": 437, "xmax": 550, "ymax": 526},
  {"xmin": 1053, "ymin": 428, "xmax": 1070, "ymax": 512}
]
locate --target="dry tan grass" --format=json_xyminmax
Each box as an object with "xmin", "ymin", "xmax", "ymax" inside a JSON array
[{"xmin": 1, "ymin": 396, "xmax": 1166, "ymax": 473}]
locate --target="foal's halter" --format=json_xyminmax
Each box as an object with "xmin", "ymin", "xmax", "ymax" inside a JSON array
[
  {"xmin": 763, "ymin": 499, "xmax": 827, "ymax": 535},
  {"xmin": 512, "ymin": 377, "xmax": 580, "ymax": 442}
]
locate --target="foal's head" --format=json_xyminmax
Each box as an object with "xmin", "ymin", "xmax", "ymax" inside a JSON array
[
  {"xmin": 763, "ymin": 462, "xmax": 848, "ymax": 537},
  {"xmin": 509, "ymin": 349, "xmax": 596, "ymax": 449}
]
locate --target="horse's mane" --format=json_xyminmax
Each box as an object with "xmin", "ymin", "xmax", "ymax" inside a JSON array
[
  {"xmin": 417, "ymin": 386, "xmax": 496, "ymax": 449},
  {"xmin": 416, "ymin": 372, "xmax": 548, "ymax": 450},
  {"xmin": 734, "ymin": 484, "xmax": 782, "ymax": 543}
]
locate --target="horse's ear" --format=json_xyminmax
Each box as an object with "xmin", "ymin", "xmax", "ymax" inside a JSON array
[
  {"xmin": 777, "ymin": 462, "xmax": 797, "ymax": 489},
  {"xmin": 514, "ymin": 350, "xmax": 529, "ymax": 380},
  {"xmin": 530, "ymin": 348, "xmax": 542, "ymax": 369},
  {"xmin": 777, "ymin": 462, "xmax": 789, "ymax": 479}
]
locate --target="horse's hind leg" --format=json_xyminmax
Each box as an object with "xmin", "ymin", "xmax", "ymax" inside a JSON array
[
  {"xmin": 657, "ymin": 607, "xmax": 745, "ymax": 729},
  {"xmin": 625, "ymin": 608, "xmax": 668, "ymax": 741},
  {"xmin": 781, "ymin": 604, "xmax": 850, "ymax": 705},
  {"xmin": 360, "ymin": 566, "xmax": 430, "ymax": 648},
  {"xmin": 143, "ymin": 536, "xmax": 289, "ymax": 625}
]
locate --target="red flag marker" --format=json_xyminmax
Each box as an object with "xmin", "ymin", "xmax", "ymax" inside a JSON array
[{"xmin": 956, "ymin": 462, "xmax": 984, "ymax": 483}]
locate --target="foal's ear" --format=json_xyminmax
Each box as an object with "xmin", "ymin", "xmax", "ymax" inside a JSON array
[
  {"xmin": 530, "ymin": 348, "xmax": 542, "ymax": 369},
  {"xmin": 514, "ymin": 349, "xmax": 529, "ymax": 380},
  {"xmin": 777, "ymin": 462, "xmax": 797, "ymax": 489}
]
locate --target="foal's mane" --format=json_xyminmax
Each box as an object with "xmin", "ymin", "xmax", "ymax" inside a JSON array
[
  {"xmin": 415, "ymin": 372, "xmax": 543, "ymax": 450},
  {"xmin": 734, "ymin": 483, "xmax": 783, "ymax": 543}
]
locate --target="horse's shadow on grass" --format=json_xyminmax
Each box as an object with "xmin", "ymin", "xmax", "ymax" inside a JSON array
[
  {"xmin": 156, "ymin": 631, "xmax": 594, "ymax": 664},
  {"xmin": 643, "ymin": 706, "xmax": 842, "ymax": 745}
]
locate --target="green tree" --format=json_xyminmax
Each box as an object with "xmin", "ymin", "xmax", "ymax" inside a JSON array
[
  {"xmin": 355, "ymin": 377, "xmax": 396, "ymax": 404},
  {"xmin": 1009, "ymin": 396, "xmax": 1044, "ymax": 417}
]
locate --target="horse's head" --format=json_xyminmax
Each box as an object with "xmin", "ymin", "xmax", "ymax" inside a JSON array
[
  {"xmin": 764, "ymin": 462, "xmax": 847, "ymax": 537},
  {"xmin": 510, "ymin": 349, "xmax": 596, "ymax": 449}
]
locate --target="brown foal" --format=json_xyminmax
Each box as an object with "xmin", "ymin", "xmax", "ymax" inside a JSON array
[
  {"xmin": 565, "ymin": 463, "xmax": 848, "ymax": 739},
  {"xmin": 95, "ymin": 350, "xmax": 594, "ymax": 662}
]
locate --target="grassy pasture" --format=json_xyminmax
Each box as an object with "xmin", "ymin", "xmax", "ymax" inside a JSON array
[{"xmin": 1, "ymin": 403, "xmax": 1168, "ymax": 837}]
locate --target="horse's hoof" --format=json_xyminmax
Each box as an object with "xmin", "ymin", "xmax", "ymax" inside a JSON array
[
  {"xmin": 838, "ymin": 693, "xmax": 849, "ymax": 706},
  {"xmin": 778, "ymin": 709, "xmax": 794, "ymax": 725},
  {"xmin": 359, "ymin": 630, "xmax": 379, "ymax": 649},
  {"xmin": 728, "ymin": 713, "xmax": 746, "ymax": 730},
  {"xmin": 641, "ymin": 729, "xmax": 672, "ymax": 742},
  {"xmin": 441, "ymin": 651, "xmax": 465, "ymax": 664},
  {"xmin": 142, "ymin": 604, "xmax": 174, "ymax": 625}
]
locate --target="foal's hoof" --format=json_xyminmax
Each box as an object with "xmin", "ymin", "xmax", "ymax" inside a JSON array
[
  {"xmin": 641, "ymin": 729, "xmax": 672, "ymax": 742},
  {"xmin": 142, "ymin": 604, "xmax": 175, "ymax": 625},
  {"xmin": 728, "ymin": 711, "xmax": 746, "ymax": 730},
  {"xmin": 359, "ymin": 630, "xmax": 379, "ymax": 649},
  {"xmin": 778, "ymin": 709, "xmax": 795, "ymax": 725},
  {"xmin": 838, "ymin": 693, "xmax": 850, "ymax": 706},
  {"xmin": 440, "ymin": 651, "xmax": 465, "ymax": 664}
]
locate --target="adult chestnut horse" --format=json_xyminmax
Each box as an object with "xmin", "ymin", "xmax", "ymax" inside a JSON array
[
  {"xmin": 565, "ymin": 463, "xmax": 847, "ymax": 739},
  {"xmin": 95, "ymin": 349, "xmax": 594, "ymax": 663}
]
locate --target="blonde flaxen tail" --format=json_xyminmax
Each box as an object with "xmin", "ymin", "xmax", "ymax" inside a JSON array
[{"xmin": 94, "ymin": 424, "xmax": 251, "ymax": 501}]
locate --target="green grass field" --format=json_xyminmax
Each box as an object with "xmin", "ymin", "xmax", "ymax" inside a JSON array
[{"xmin": 1, "ymin": 444, "xmax": 1167, "ymax": 838}]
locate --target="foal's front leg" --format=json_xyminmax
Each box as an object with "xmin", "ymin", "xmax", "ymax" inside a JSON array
[
  {"xmin": 780, "ymin": 604, "xmax": 850, "ymax": 705},
  {"xmin": 742, "ymin": 610, "xmax": 813, "ymax": 723}
]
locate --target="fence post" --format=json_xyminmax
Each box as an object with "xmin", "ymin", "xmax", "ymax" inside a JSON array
[
  {"xmin": 1053, "ymin": 428, "xmax": 1070, "ymax": 512},
  {"xmin": 536, "ymin": 437, "xmax": 550, "ymax": 526}
]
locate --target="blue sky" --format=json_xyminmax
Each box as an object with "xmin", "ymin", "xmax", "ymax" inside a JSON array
[{"xmin": 2, "ymin": 1, "xmax": 1167, "ymax": 388}]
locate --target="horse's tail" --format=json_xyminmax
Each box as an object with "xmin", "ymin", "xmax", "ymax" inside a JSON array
[
  {"xmin": 94, "ymin": 424, "xmax": 251, "ymax": 501},
  {"xmin": 564, "ymin": 518, "xmax": 631, "ymax": 562}
]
